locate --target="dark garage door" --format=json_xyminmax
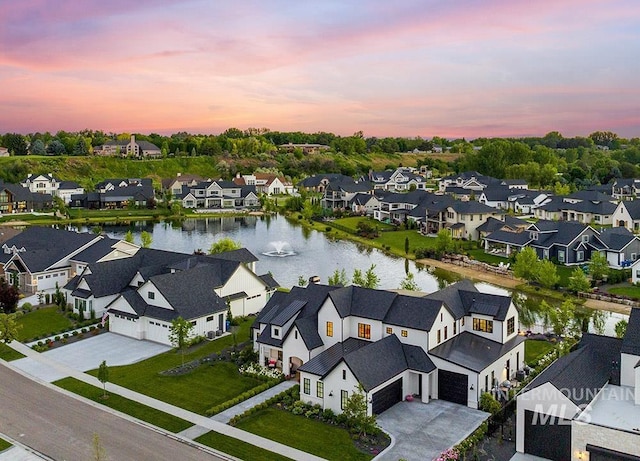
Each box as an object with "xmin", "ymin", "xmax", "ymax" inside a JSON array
[
  {"xmin": 438, "ymin": 370, "xmax": 467, "ymax": 405},
  {"xmin": 372, "ymin": 378, "xmax": 402, "ymax": 414},
  {"xmin": 588, "ymin": 444, "xmax": 640, "ymax": 461},
  {"xmin": 524, "ymin": 410, "xmax": 571, "ymax": 461}
]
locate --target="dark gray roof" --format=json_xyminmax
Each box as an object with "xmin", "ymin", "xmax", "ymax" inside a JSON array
[
  {"xmin": 271, "ymin": 299, "xmax": 306, "ymax": 327},
  {"xmin": 1, "ymin": 227, "xmax": 99, "ymax": 272},
  {"xmin": 424, "ymin": 279, "xmax": 478, "ymax": 319},
  {"xmin": 429, "ymin": 331, "xmax": 525, "ymax": 372},
  {"xmin": 596, "ymin": 227, "xmax": 638, "ymax": 251},
  {"xmin": 560, "ymin": 200, "xmax": 617, "ymax": 215},
  {"xmin": 298, "ymin": 337, "xmax": 369, "ymax": 376},
  {"xmin": 70, "ymin": 236, "xmax": 121, "ymax": 264},
  {"xmin": 621, "ymin": 307, "xmax": 640, "ymax": 356},
  {"xmin": 533, "ymin": 221, "xmax": 589, "ymax": 248},
  {"xmin": 329, "ymin": 286, "xmax": 397, "ymax": 320},
  {"xmin": 298, "ymin": 174, "xmax": 352, "ymax": 188},
  {"xmin": 524, "ymin": 334, "xmax": 622, "ymax": 407},
  {"xmin": 621, "ymin": 200, "xmax": 640, "ymax": 220},
  {"xmin": 480, "ymin": 186, "xmax": 513, "ymax": 202},
  {"xmin": 459, "ymin": 290, "xmax": 512, "ymax": 321},
  {"xmin": 567, "ymin": 190, "xmax": 614, "ymax": 202},
  {"xmin": 484, "ymin": 229, "xmax": 533, "ymax": 246},
  {"xmin": 256, "ymin": 324, "xmax": 283, "ymax": 347},
  {"xmin": 58, "ymin": 180, "xmax": 82, "ymax": 189},
  {"xmin": 294, "ymin": 316, "xmax": 324, "ymax": 350},
  {"xmin": 383, "ymin": 296, "xmax": 445, "ymax": 331},
  {"xmin": 259, "ymin": 273, "xmax": 279, "ymax": 289}
]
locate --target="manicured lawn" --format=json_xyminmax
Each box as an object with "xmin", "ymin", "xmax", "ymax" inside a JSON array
[
  {"xmin": 88, "ymin": 319, "xmax": 261, "ymax": 414},
  {"xmin": 525, "ymin": 339, "xmax": 556, "ymax": 365},
  {"xmin": 0, "ymin": 437, "xmax": 11, "ymax": 451},
  {"xmin": 332, "ymin": 217, "xmax": 394, "ymax": 232},
  {"xmin": 467, "ymin": 249, "xmax": 509, "ymax": 265},
  {"xmin": 53, "ymin": 377, "xmax": 192, "ymax": 433},
  {"xmin": 607, "ymin": 285, "xmax": 640, "ymax": 300},
  {"xmin": 235, "ymin": 407, "xmax": 373, "ymax": 461},
  {"xmin": 376, "ymin": 230, "xmax": 438, "ymax": 255},
  {"xmin": 16, "ymin": 306, "xmax": 74, "ymax": 341},
  {"xmin": 195, "ymin": 431, "xmax": 292, "ymax": 461},
  {"xmin": 0, "ymin": 342, "xmax": 25, "ymax": 361}
]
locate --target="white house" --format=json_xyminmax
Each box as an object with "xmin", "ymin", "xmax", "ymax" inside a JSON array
[
  {"xmin": 21, "ymin": 174, "xmax": 84, "ymax": 204},
  {"xmin": 253, "ymin": 280, "xmax": 524, "ymax": 415},
  {"xmin": 515, "ymin": 308, "xmax": 640, "ymax": 461}
]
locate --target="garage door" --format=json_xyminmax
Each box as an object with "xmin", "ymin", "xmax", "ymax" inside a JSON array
[
  {"xmin": 587, "ymin": 444, "xmax": 640, "ymax": 461},
  {"xmin": 438, "ymin": 370, "xmax": 468, "ymax": 405},
  {"xmin": 524, "ymin": 410, "xmax": 571, "ymax": 461},
  {"xmin": 371, "ymin": 378, "xmax": 402, "ymax": 414}
]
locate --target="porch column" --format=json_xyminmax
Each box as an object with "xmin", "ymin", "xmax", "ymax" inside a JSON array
[{"xmin": 506, "ymin": 244, "xmax": 511, "ymax": 256}]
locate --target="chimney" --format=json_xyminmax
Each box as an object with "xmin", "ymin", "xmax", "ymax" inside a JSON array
[{"xmin": 131, "ymin": 134, "xmax": 135, "ymax": 145}]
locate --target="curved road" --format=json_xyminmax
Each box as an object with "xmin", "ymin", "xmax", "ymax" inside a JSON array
[{"xmin": 0, "ymin": 365, "xmax": 226, "ymax": 461}]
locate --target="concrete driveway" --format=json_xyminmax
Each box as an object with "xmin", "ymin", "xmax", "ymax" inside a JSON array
[
  {"xmin": 376, "ymin": 400, "xmax": 489, "ymax": 461},
  {"xmin": 12, "ymin": 333, "xmax": 171, "ymax": 382}
]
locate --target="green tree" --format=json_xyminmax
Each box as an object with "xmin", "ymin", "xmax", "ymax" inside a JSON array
[
  {"xmin": 46, "ymin": 139, "xmax": 67, "ymax": 155},
  {"xmin": 209, "ymin": 237, "xmax": 242, "ymax": 254},
  {"xmin": 124, "ymin": 230, "xmax": 134, "ymax": 244},
  {"xmin": 2, "ymin": 133, "xmax": 28, "ymax": 155},
  {"xmin": 342, "ymin": 384, "xmax": 378, "ymax": 437},
  {"xmin": 615, "ymin": 319, "xmax": 628, "ymax": 339},
  {"xmin": 328, "ymin": 269, "xmax": 348, "ymax": 287},
  {"xmin": 567, "ymin": 268, "xmax": 591, "ymax": 293},
  {"xmin": 363, "ymin": 264, "xmax": 380, "ymax": 289},
  {"xmin": 588, "ymin": 252, "xmax": 609, "ymax": 282},
  {"xmin": 479, "ymin": 392, "xmax": 501, "ymax": 415},
  {"xmin": 435, "ymin": 229, "xmax": 454, "ymax": 255},
  {"xmin": 169, "ymin": 316, "xmax": 194, "ymax": 366},
  {"xmin": 545, "ymin": 299, "xmax": 576, "ymax": 337},
  {"xmin": 399, "ymin": 272, "xmax": 420, "ymax": 291},
  {"xmin": 298, "ymin": 275, "xmax": 307, "ymax": 287},
  {"xmin": 97, "ymin": 360, "xmax": 109, "ymax": 398},
  {"xmin": 0, "ymin": 312, "xmax": 22, "ymax": 343},
  {"xmin": 140, "ymin": 231, "xmax": 153, "ymax": 248},
  {"xmin": 352, "ymin": 269, "xmax": 365, "ymax": 287},
  {"xmin": 404, "ymin": 236, "xmax": 409, "ymax": 255},
  {"xmin": 512, "ymin": 247, "xmax": 540, "ymax": 282},
  {"xmin": 30, "ymin": 139, "xmax": 46, "ymax": 155},
  {"xmin": 535, "ymin": 260, "xmax": 559, "ymax": 289}
]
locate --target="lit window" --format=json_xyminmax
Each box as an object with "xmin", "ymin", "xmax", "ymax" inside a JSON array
[
  {"xmin": 326, "ymin": 321, "xmax": 333, "ymax": 337},
  {"xmin": 341, "ymin": 390, "xmax": 348, "ymax": 410},
  {"xmin": 316, "ymin": 381, "xmax": 324, "ymax": 398},
  {"xmin": 473, "ymin": 318, "xmax": 494, "ymax": 333},
  {"xmin": 507, "ymin": 317, "xmax": 515, "ymax": 336},
  {"xmin": 401, "ymin": 330, "xmax": 408, "ymax": 337},
  {"xmin": 386, "ymin": 327, "xmax": 393, "ymax": 335},
  {"xmin": 358, "ymin": 323, "xmax": 371, "ymax": 339}
]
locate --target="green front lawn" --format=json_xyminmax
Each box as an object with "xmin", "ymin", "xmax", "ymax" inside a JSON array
[
  {"xmin": 525, "ymin": 339, "xmax": 556, "ymax": 365},
  {"xmin": 332, "ymin": 217, "xmax": 394, "ymax": 233},
  {"xmin": 54, "ymin": 377, "xmax": 192, "ymax": 433},
  {"xmin": 607, "ymin": 285, "xmax": 640, "ymax": 300},
  {"xmin": 467, "ymin": 249, "xmax": 509, "ymax": 266},
  {"xmin": 88, "ymin": 319, "xmax": 260, "ymax": 414},
  {"xmin": 16, "ymin": 306, "xmax": 74, "ymax": 341},
  {"xmin": 195, "ymin": 431, "xmax": 292, "ymax": 461},
  {"xmin": 0, "ymin": 342, "xmax": 25, "ymax": 361},
  {"xmin": 235, "ymin": 407, "xmax": 373, "ymax": 461}
]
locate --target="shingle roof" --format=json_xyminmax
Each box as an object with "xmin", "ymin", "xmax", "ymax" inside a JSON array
[
  {"xmin": 533, "ymin": 221, "xmax": 589, "ymax": 247},
  {"xmin": 596, "ymin": 227, "xmax": 638, "ymax": 251},
  {"xmin": 459, "ymin": 290, "xmax": 512, "ymax": 321},
  {"xmin": 621, "ymin": 307, "xmax": 640, "ymax": 356},
  {"xmin": 524, "ymin": 334, "xmax": 622, "ymax": 406},
  {"xmin": 294, "ymin": 316, "xmax": 324, "ymax": 350},
  {"xmin": 424, "ymin": 279, "xmax": 478, "ymax": 319},
  {"xmin": 298, "ymin": 337, "xmax": 369, "ymax": 376},
  {"xmin": 329, "ymin": 286, "xmax": 397, "ymax": 320},
  {"xmin": 71, "ymin": 236, "xmax": 121, "ymax": 264},
  {"xmin": 484, "ymin": 229, "xmax": 533, "ymax": 246},
  {"xmin": 383, "ymin": 296, "xmax": 444, "ymax": 331},
  {"xmin": 620, "ymin": 200, "xmax": 640, "ymax": 220},
  {"xmin": 429, "ymin": 331, "xmax": 525, "ymax": 372}
]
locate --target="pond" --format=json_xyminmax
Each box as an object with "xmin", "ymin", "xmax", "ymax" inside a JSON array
[{"xmin": 83, "ymin": 215, "xmax": 628, "ymax": 336}]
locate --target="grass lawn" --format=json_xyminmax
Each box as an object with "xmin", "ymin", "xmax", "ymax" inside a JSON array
[
  {"xmin": 235, "ymin": 407, "xmax": 373, "ymax": 461},
  {"xmin": 607, "ymin": 285, "xmax": 640, "ymax": 300},
  {"xmin": 332, "ymin": 217, "xmax": 394, "ymax": 233},
  {"xmin": 0, "ymin": 438, "xmax": 11, "ymax": 451},
  {"xmin": 195, "ymin": 431, "xmax": 292, "ymax": 461},
  {"xmin": 16, "ymin": 306, "xmax": 74, "ymax": 341},
  {"xmin": 54, "ymin": 377, "xmax": 192, "ymax": 433},
  {"xmin": 467, "ymin": 249, "xmax": 509, "ymax": 266},
  {"xmin": 0, "ymin": 342, "xmax": 25, "ymax": 361},
  {"xmin": 375, "ymin": 229, "xmax": 438, "ymax": 256},
  {"xmin": 88, "ymin": 319, "xmax": 261, "ymax": 414},
  {"xmin": 525, "ymin": 339, "xmax": 556, "ymax": 365}
]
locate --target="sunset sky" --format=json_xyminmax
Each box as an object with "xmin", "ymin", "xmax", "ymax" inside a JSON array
[{"xmin": 1, "ymin": 0, "xmax": 639, "ymax": 138}]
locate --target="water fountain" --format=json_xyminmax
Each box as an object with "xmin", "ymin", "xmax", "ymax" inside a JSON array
[{"xmin": 262, "ymin": 240, "xmax": 296, "ymax": 257}]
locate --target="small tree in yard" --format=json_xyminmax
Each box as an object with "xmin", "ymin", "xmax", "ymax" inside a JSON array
[
  {"xmin": 588, "ymin": 252, "xmax": 610, "ymax": 282},
  {"xmin": 615, "ymin": 319, "xmax": 628, "ymax": 339},
  {"xmin": 140, "ymin": 231, "xmax": 153, "ymax": 249},
  {"xmin": 399, "ymin": 272, "xmax": 420, "ymax": 291},
  {"xmin": 169, "ymin": 316, "xmax": 194, "ymax": 366},
  {"xmin": 328, "ymin": 268, "xmax": 348, "ymax": 287},
  {"xmin": 567, "ymin": 267, "xmax": 591, "ymax": 293},
  {"xmin": 0, "ymin": 277, "xmax": 20, "ymax": 314},
  {"xmin": 435, "ymin": 229, "xmax": 454, "ymax": 256},
  {"xmin": 97, "ymin": 360, "xmax": 109, "ymax": 398},
  {"xmin": 0, "ymin": 312, "xmax": 22, "ymax": 343},
  {"xmin": 479, "ymin": 392, "xmax": 501, "ymax": 415},
  {"xmin": 343, "ymin": 384, "xmax": 378, "ymax": 438},
  {"xmin": 363, "ymin": 264, "xmax": 380, "ymax": 289},
  {"xmin": 535, "ymin": 259, "xmax": 559, "ymax": 289},
  {"xmin": 512, "ymin": 247, "xmax": 540, "ymax": 283}
]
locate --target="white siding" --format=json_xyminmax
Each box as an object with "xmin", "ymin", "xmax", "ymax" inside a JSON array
[
  {"xmin": 383, "ymin": 325, "xmax": 428, "ymax": 349},
  {"xmin": 138, "ymin": 282, "xmax": 173, "ymax": 309},
  {"xmin": 216, "ymin": 264, "xmax": 268, "ymax": 316},
  {"xmin": 620, "ymin": 353, "xmax": 640, "ymax": 387},
  {"xmin": 282, "ymin": 327, "xmax": 313, "ymax": 376},
  {"xmin": 317, "ymin": 299, "xmax": 343, "ymax": 347},
  {"xmin": 428, "ymin": 306, "xmax": 456, "ymax": 350},
  {"xmin": 502, "ymin": 304, "xmax": 519, "ymax": 343}
]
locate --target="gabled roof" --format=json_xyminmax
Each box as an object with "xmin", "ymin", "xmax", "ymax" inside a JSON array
[
  {"xmin": 620, "ymin": 200, "xmax": 640, "ymax": 220},
  {"xmin": 58, "ymin": 180, "xmax": 82, "ymax": 189},
  {"xmin": 567, "ymin": 190, "xmax": 614, "ymax": 202},
  {"xmin": 383, "ymin": 296, "xmax": 445, "ymax": 331},
  {"xmin": 596, "ymin": 227, "xmax": 638, "ymax": 251},
  {"xmin": 297, "ymin": 337, "xmax": 369, "ymax": 377},
  {"xmin": 259, "ymin": 273, "xmax": 280, "ymax": 289},
  {"xmin": 423, "ymin": 279, "xmax": 478, "ymax": 319},
  {"xmin": 298, "ymin": 174, "xmax": 352, "ymax": 188},
  {"xmin": 524, "ymin": 334, "xmax": 622, "ymax": 406},
  {"xmin": 621, "ymin": 307, "xmax": 640, "ymax": 356},
  {"xmin": 70, "ymin": 236, "xmax": 122, "ymax": 264},
  {"xmin": 459, "ymin": 290, "xmax": 512, "ymax": 321},
  {"xmin": 1, "ymin": 227, "xmax": 99, "ymax": 272},
  {"xmin": 480, "ymin": 186, "xmax": 513, "ymax": 201},
  {"xmin": 294, "ymin": 316, "xmax": 324, "ymax": 350},
  {"xmin": 483, "ymin": 228, "xmax": 533, "ymax": 246},
  {"xmin": 329, "ymin": 285, "xmax": 397, "ymax": 320},
  {"xmin": 449, "ymin": 200, "xmax": 497, "ymax": 214},
  {"xmin": 532, "ymin": 221, "xmax": 590, "ymax": 248},
  {"xmin": 429, "ymin": 331, "xmax": 525, "ymax": 372},
  {"xmin": 560, "ymin": 200, "xmax": 617, "ymax": 215}
]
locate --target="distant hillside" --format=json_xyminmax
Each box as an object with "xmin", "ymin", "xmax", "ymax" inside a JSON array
[{"xmin": 0, "ymin": 152, "xmax": 441, "ymax": 189}]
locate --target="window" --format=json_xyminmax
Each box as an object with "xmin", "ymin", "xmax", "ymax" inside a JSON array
[
  {"xmin": 582, "ymin": 235, "xmax": 589, "ymax": 243},
  {"xmin": 386, "ymin": 327, "xmax": 393, "ymax": 335},
  {"xmin": 326, "ymin": 321, "xmax": 333, "ymax": 337},
  {"xmin": 295, "ymin": 330, "xmax": 298, "ymax": 339},
  {"xmin": 473, "ymin": 318, "xmax": 494, "ymax": 333},
  {"xmin": 633, "ymin": 253, "xmax": 638, "ymax": 261},
  {"xmin": 444, "ymin": 326, "xmax": 448, "ymax": 340},
  {"xmin": 303, "ymin": 378, "xmax": 310, "ymax": 395},
  {"xmin": 358, "ymin": 323, "xmax": 371, "ymax": 339},
  {"xmin": 461, "ymin": 317, "xmax": 465, "ymax": 327},
  {"xmin": 440, "ymin": 312, "xmax": 443, "ymax": 321},
  {"xmin": 577, "ymin": 251, "xmax": 584, "ymax": 262},
  {"xmin": 557, "ymin": 250, "xmax": 565, "ymax": 263},
  {"xmin": 316, "ymin": 381, "xmax": 324, "ymax": 398},
  {"xmin": 453, "ymin": 322, "xmax": 457, "ymax": 335},
  {"xmin": 341, "ymin": 390, "xmax": 348, "ymax": 410},
  {"xmin": 273, "ymin": 328, "xmax": 280, "ymax": 337},
  {"xmin": 342, "ymin": 370, "xmax": 347, "ymax": 380},
  {"xmin": 148, "ymin": 291, "xmax": 155, "ymax": 300},
  {"xmin": 491, "ymin": 371, "xmax": 496, "ymax": 387},
  {"xmin": 206, "ymin": 315, "xmax": 214, "ymax": 322},
  {"xmin": 485, "ymin": 374, "xmax": 489, "ymax": 392},
  {"xmin": 190, "ymin": 321, "xmax": 196, "ymax": 326},
  {"xmin": 401, "ymin": 330, "xmax": 408, "ymax": 337},
  {"xmin": 437, "ymin": 329, "xmax": 441, "ymax": 343},
  {"xmin": 507, "ymin": 317, "xmax": 515, "ymax": 336}
]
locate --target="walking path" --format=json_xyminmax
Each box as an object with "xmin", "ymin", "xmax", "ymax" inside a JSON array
[
  {"xmin": 179, "ymin": 380, "xmax": 298, "ymax": 440},
  {"xmin": 4, "ymin": 341, "xmax": 324, "ymax": 461}
]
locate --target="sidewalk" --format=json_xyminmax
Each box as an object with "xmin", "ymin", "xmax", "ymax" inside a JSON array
[
  {"xmin": 5, "ymin": 341, "xmax": 325, "ymax": 461},
  {"xmin": 179, "ymin": 380, "xmax": 298, "ymax": 439}
]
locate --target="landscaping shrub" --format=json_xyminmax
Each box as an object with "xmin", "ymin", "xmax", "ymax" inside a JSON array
[{"xmin": 22, "ymin": 302, "xmax": 33, "ymax": 312}]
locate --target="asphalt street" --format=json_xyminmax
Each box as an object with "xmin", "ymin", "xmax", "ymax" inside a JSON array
[{"xmin": 0, "ymin": 365, "xmax": 227, "ymax": 461}]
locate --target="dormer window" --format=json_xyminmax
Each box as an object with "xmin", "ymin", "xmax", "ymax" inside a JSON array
[
  {"xmin": 272, "ymin": 327, "xmax": 280, "ymax": 338},
  {"xmin": 582, "ymin": 235, "xmax": 589, "ymax": 243}
]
